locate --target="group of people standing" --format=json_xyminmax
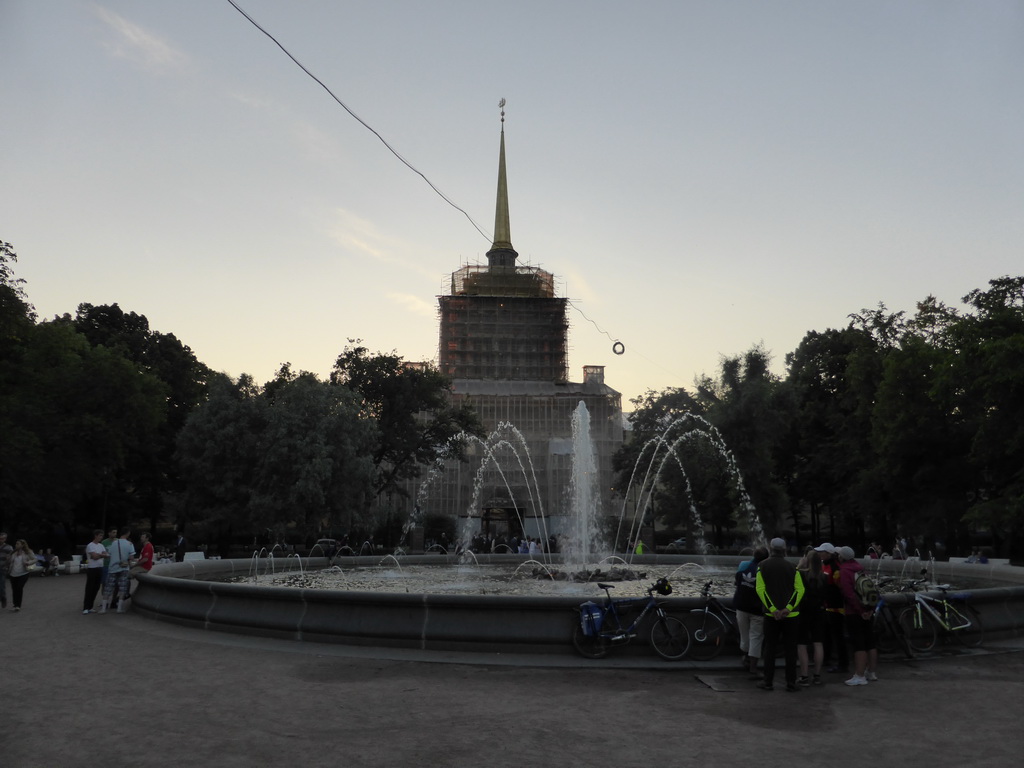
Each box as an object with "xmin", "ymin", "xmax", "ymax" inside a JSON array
[
  {"xmin": 733, "ymin": 538, "xmax": 878, "ymax": 692},
  {"xmin": 0, "ymin": 526, "xmax": 179, "ymax": 615},
  {"xmin": 82, "ymin": 527, "xmax": 155, "ymax": 614}
]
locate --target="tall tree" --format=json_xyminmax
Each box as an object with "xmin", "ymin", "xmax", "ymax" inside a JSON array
[
  {"xmin": 0, "ymin": 320, "xmax": 166, "ymax": 536},
  {"xmin": 784, "ymin": 325, "xmax": 885, "ymax": 546},
  {"xmin": 70, "ymin": 303, "xmax": 212, "ymax": 530},
  {"xmin": 330, "ymin": 343, "xmax": 483, "ymax": 504},
  {"xmin": 871, "ymin": 333, "xmax": 972, "ymax": 553},
  {"xmin": 176, "ymin": 368, "xmax": 377, "ymax": 549},
  {"xmin": 613, "ymin": 387, "xmax": 708, "ymax": 547},
  {"xmin": 696, "ymin": 345, "xmax": 792, "ymax": 544},
  {"xmin": 952, "ymin": 277, "xmax": 1024, "ymax": 557}
]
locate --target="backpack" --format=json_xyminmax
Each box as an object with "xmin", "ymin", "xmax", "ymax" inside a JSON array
[{"xmin": 854, "ymin": 572, "xmax": 880, "ymax": 608}]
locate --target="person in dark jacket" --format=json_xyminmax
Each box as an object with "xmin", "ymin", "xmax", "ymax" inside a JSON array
[
  {"xmin": 817, "ymin": 542, "xmax": 849, "ymax": 673},
  {"xmin": 755, "ymin": 537, "xmax": 805, "ymax": 692},
  {"xmin": 733, "ymin": 546, "xmax": 769, "ymax": 677},
  {"xmin": 796, "ymin": 548, "xmax": 827, "ymax": 685}
]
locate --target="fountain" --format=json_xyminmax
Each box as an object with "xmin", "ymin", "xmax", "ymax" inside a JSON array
[
  {"xmin": 131, "ymin": 402, "xmax": 1023, "ymax": 655},
  {"xmin": 565, "ymin": 401, "xmax": 600, "ymax": 566}
]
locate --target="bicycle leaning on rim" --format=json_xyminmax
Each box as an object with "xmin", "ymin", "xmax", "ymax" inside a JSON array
[
  {"xmin": 894, "ymin": 578, "xmax": 984, "ymax": 653},
  {"xmin": 680, "ymin": 580, "xmax": 739, "ymax": 660},
  {"xmin": 571, "ymin": 578, "xmax": 690, "ymax": 661}
]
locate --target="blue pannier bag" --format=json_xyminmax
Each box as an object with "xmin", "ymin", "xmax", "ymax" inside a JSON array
[{"xmin": 579, "ymin": 601, "xmax": 603, "ymax": 636}]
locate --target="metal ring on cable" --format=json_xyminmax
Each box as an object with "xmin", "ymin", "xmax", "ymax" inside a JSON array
[{"xmin": 612, "ymin": 341, "xmax": 625, "ymax": 355}]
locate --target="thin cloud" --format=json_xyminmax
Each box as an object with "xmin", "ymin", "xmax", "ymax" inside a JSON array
[
  {"xmin": 292, "ymin": 120, "xmax": 343, "ymax": 163},
  {"xmin": 387, "ymin": 293, "xmax": 436, "ymax": 319},
  {"xmin": 327, "ymin": 208, "xmax": 436, "ymax": 279},
  {"xmin": 561, "ymin": 266, "xmax": 601, "ymax": 305},
  {"xmin": 228, "ymin": 91, "xmax": 273, "ymax": 109},
  {"xmin": 93, "ymin": 5, "xmax": 191, "ymax": 72}
]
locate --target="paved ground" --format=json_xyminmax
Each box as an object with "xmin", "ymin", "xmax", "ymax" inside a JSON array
[{"xmin": 5, "ymin": 574, "xmax": 1023, "ymax": 768}]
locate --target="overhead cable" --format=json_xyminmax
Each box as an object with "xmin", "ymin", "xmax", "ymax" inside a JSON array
[{"xmin": 225, "ymin": 0, "xmax": 491, "ymax": 243}]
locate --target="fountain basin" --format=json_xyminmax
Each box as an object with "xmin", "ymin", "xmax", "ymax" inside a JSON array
[{"xmin": 132, "ymin": 555, "xmax": 1024, "ymax": 655}]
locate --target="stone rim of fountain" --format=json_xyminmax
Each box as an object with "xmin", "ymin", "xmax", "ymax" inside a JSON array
[{"xmin": 132, "ymin": 554, "xmax": 1024, "ymax": 658}]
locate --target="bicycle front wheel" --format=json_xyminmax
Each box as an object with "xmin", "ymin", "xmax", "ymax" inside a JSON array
[
  {"xmin": 650, "ymin": 615, "xmax": 690, "ymax": 661},
  {"xmin": 571, "ymin": 621, "xmax": 610, "ymax": 659},
  {"xmin": 950, "ymin": 603, "xmax": 984, "ymax": 648},
  {"xmin": 873, "ymin": 613, "xmax": 901, "ymax": 655},
  {"xmin": 683, "ymin": 610, "xmax": 728, "ymax": 661},
  {"xmin": 898, "ymin": 605, "xmax": 937, "ymax": 653}
]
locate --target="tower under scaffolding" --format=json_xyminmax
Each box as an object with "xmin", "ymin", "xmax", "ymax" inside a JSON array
[{"xmin": 418, "ymin": 103, "xmax": 623, "ymax": 545}]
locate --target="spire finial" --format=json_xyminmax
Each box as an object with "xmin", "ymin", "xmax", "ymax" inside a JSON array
[{"xmin": 487, "ymin": 97, "xmax": 516, "ymax": 267}]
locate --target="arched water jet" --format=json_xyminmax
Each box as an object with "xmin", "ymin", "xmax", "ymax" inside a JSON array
[
  {"xmin": 409, "ymin": 425, "xmax": 553, "ymax": 563},
  {"xmin": 510, "ymin": 559, "xmax": 556, "ymax": 581},
  {"xmin": 616, "ymin": 414, "xmax": 766, "ymax": 559},
  {"xmin": 412, "ymin": 404, "xmax": 605, "ymax": 570}
]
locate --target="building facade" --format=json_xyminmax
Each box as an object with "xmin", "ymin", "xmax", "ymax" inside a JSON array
[{"xmin": 418, "ymin": 111, "xmax": 623, "ymax": 545}]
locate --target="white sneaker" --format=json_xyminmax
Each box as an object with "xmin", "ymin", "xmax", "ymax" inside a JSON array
[
  {"xmin": 82, "ymin": 609, "xmax": 91, "ymax": 615},
  {"xmin": 866, "ymin": 671, "xmax": 879, "ymax": 682},
  {"xmin": 844, "ymin": 675, "xmax": 868, "ymax": 686}
]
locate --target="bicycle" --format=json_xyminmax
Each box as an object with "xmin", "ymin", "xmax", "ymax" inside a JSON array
[
  {"xmin": 896, "ymin": 579, "xmax": 984, "ymax": 653},
  {"xmin": 571, "ymin": 578, "xmax": 690, "ymax": 661},
  {"xmin": 873, "ymin": 594, "xmax": 913, "ymax": 657},
  {"xmin": 681, "ymin": 580, "xmax": 738, "ymax": 661}
]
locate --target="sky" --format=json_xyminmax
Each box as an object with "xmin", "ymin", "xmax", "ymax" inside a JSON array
[{"xmin": 2, "ymin": 1, "xmax": 1022, "ymax": 407}]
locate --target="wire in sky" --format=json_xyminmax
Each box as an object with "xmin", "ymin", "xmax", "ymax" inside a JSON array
[
  {"xmin": 568, "ymin": 299, "xmax": 688, "ymax": 384},
  {"xmin": 568, "ymin": 300, "xmax": 619, "ymax": 345},
  {"xmin": 225, "ymin": 0, "xmax": 492, "ymax": 243}
]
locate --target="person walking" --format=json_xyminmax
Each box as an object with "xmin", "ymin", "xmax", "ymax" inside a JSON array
[
  {"xmin": 755, "ymin": 537, "xmax": 805, "ymax": 692},
  {"xmin": 0, "ymin": 532, "xmax": 12, "ymax": 609},
  {"xmin": 6, "ymin": 539, "xmax": 37, "ymax": 611},
  {"xmin": 837, "ymin": 546, "xmax": 879, "ymax": 686},
  {"xmin": 83, "ymin": 529, "xmax": 107, "ymax": 614}
]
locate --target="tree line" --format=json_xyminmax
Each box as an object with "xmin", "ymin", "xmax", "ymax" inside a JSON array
[
  {"xmin": 0, "ymin": 241, "xmax": 480, "ymax": 556},
  {"xmin": 616, "ymin": 277, "xmax": 1024, "ymax": 561},
  {"xmin": 4, "ymin": 239, "xmax": 1022, "ymax": 560}
]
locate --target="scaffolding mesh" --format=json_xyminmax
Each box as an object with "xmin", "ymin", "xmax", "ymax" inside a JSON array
[{"xmin": 449, "ymin": 264, "xmax": 556, "ymax": 298}]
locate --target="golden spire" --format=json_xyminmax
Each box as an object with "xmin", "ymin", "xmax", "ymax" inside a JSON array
[{"xmin": 488, "ymin": 98, "xmax": 517, "ymax": 267}]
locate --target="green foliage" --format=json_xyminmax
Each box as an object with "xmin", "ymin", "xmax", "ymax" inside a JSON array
[
  {"xmin": 697, "ymin": 345, "xmax": 792, "ymax": 539},
  {"xmin": 0, "ymin": 320, "xmax": 167, "ymax": 534},
  {"xmin": 781, "ymin": 283, "xmax": 1024, "ymax": 558},
  {"xmin": 331, "ymin": 342, "xmax": 484, "ymax": 502},
  {"xmin": 69, "ymin": 302, "xmax": 213, "ymax": 530},
  {"xmin": 6, "ymin": 234, "xmax": 1024, "ymax": 558},
  {"xmin": 0, "ymin": 240, "xmax": 36, "ymax": 351},
  {"xmin": 949, "ymin": 277, "xmax": 1024, "ymax": 552},
  {"xmin": 784, "ymin": 324, "xmax": 886, "ymax": 544},
  {"xmin": 614, "ymin": 348, "xmax": 791, "ymax": 551},
  {"xmin": 176, "ymin": 368, "xmax": 377, "ymax": 544}
]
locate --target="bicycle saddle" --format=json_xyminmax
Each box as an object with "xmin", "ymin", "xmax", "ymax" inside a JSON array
[{"xmin": 597, "ymin": 583, "xmax": 615, "ymax": 590}]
